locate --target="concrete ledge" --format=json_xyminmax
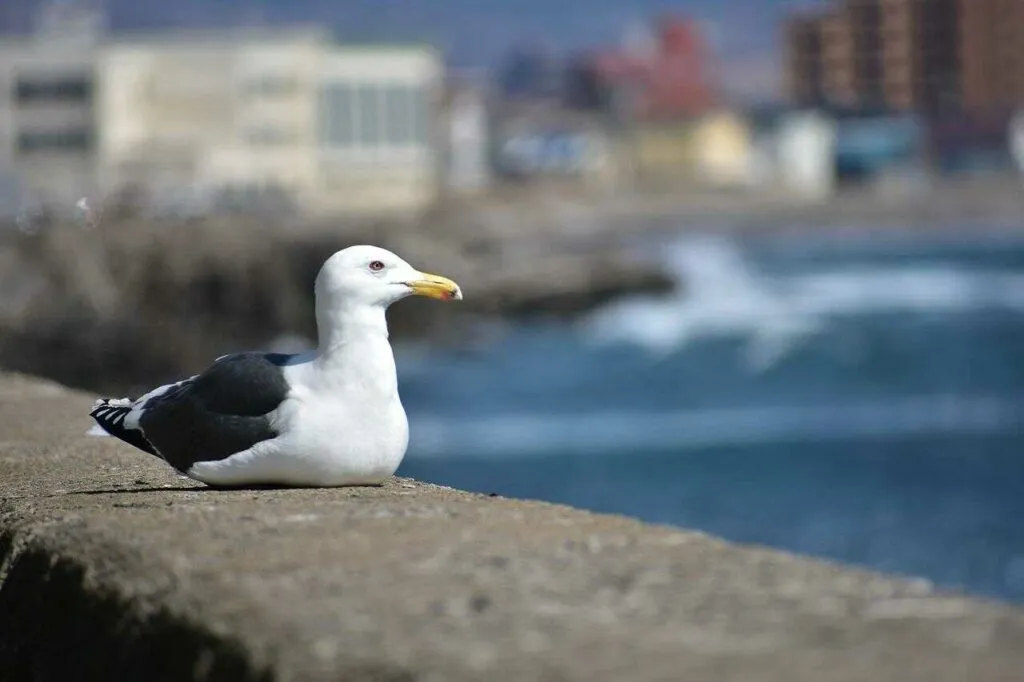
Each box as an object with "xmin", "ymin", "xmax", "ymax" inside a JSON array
[{"xmin": 2, "ymin": 372, "xmax": 1023, "ymax": 682}]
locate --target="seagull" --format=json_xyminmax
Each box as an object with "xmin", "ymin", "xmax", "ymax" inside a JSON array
[{"xmin": 89, "ymin": 245, "xmax": 462, "ymax": 487}]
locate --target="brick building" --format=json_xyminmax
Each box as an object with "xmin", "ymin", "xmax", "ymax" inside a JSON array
[
  {"xmin": 784, "ymin": 0, "xmax": 1024, "ymax": 117},
  {"xmin": 783, "ymin": 15, "xmax": 825, "ymax": 106},
  {"xmin": 959, "ymin": 0, "xmax": 1024, "ymax": 116}
]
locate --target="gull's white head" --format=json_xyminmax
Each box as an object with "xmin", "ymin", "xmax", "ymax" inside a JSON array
[{"xmin": 316, "ymin": 244, "xmax": 463, "ymax": 309}]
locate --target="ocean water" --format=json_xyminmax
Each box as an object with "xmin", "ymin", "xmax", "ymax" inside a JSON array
[{"xmin": 395, "ymin": 228, "xmax": 1024, "ymax": 602}]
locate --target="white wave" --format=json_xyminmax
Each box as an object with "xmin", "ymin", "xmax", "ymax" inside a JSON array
[
  {"xmin": 583, "ymin": 235, "xmax": 1024, "ymax": 369},
  {"xmin": 407, "ymin": 395, "xmax": 1023, "ymax": 460}
]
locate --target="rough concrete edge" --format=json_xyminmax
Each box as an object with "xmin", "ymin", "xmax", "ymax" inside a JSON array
[
  {"xmin": 0, "ymin": 511, "xmax": 276, "ymax": 682},
  {"xmin": 0, "ymin": 368, "xmax": 505, "ymax": 681},
  {"xmin": 3, "ymin": 371, "xmax": 1022, "ymax": 681},
  {"xmin": 0, "ymin": 503, "xmax": 429, "ymax": 682}
]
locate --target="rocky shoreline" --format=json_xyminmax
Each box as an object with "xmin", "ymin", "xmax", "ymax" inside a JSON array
[{"xmin": 0, "ymin": 208, "xmax": 675, "ymax": 395}]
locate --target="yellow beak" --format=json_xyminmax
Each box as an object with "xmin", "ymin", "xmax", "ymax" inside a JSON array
[{"xmin": 407, "ymin": 272, "xmax": 463, "ymax": 301}]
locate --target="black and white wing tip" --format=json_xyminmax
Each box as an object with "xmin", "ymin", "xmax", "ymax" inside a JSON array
[{"xmin": 89, "ymin": 397, "xmax": 158, "ymax": 456}]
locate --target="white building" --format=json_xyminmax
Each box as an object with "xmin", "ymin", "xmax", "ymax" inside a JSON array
[
  {"xmin": 96, "ymin": 29, "xmax": 442, "ymax": 216},
  {"xmin": 0, "ymin": 1, "xmax": 103, "ymax": 214},
  {"xmin": 96, "ymin": 28, "xmax": 327, "ymax": 208},
  {"xmin": 440, "ymin": 84, "xmax": 491, "ymax": 195},
  {"xmin": 775, "ymin": 111, "xmax": 837, "ymax": 200},
  {"xmin": 313, "ymin": 47, "xmax": 441, "ymax": 213}
]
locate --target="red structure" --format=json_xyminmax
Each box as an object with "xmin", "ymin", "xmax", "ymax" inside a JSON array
[{"xmin": 591, "ymin": 15, "xmax": 716, "ymax": 119}]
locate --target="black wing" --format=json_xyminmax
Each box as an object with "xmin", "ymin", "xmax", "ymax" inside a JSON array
[{"xmin": 94, "ymin": 353, "xmax": 292, "ymax": 473}]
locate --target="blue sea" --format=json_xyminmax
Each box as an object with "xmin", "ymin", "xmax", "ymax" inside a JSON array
[{"xmin": 395, "ymin": 227, "xmax": 1024, "ymax": 602}]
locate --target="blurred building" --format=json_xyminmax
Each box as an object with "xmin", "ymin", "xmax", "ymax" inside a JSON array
[
  {"xmin": 774, "ymin": 111, "xmax": 838, "ymax": 198},
  {"xmin": 491, "ymin": 104, "xmax": 618, "ymax": 187},
  {"xmin": 0, "ymin": 1, "xmax": 102, "ymax": 212},
  {"xmin": 784, "ymin": 0, "xmax": 1024, "ymax": 117},
  {"xmin": 497, "ymin": 45, "xmax": 565, "ymax": 102},
  {"xmin": 690, "ymin": 111, "xmax": 757, "ymax": 186},
  {"xmin": 834, "ymin": 112, "xmax": 923, "ymax": 180},
  {"xmin": 960, "ymin": 0, "xmax": 1024, "ymax": 116},
  {"xmin": 928, "ymin": 113, "xmax": 1019, "ymax": 174},
  {"xmin": 439, "ymin": 81, "xmax": 491, "ymax": 195},
  {"xmin": 1012, "ymin": 112, "xmax": 1024, "ymax": 174},
  {"xmin": 587, "ymin": 15, "xmax": 716, "ymax": 122},
  {"xmin": 97, "ymin": 27, "xmax": 327, "ymax": 209},
  {"xmin": 628, "ymin": 107, "xmax": 839, "ymax": 197},
  {"xmin": 0, "ymin": 0, "xmax": 444, "ymax": 218},
  {"xmin": 482, "ymin": 13, "xmax": 717, "ymax": 194},
  {"xmin": 313, "ymin": 45, "xmax": 441, "ymax": 214},
  {"xmin": 98, "ymin": 29, "xmax": 441, "ymax": 215},
  {"xmin": 783, "ymin": 15, "xmax": 825, "ymax": 107},
  {"xmin": 630, "ymin": 111, "xmax": 755, "ymax": 189},
  {"xmin": 820, "ymin": 2, "xmax": 884, "ymax": 108}
]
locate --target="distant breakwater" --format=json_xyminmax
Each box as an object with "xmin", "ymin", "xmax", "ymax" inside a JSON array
[{"xmin": 0, "ymin": 210, "xmax": 672, "ymax": 395}]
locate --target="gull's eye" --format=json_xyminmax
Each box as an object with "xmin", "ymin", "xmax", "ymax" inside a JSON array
[{"xmin": 369, "ymin": 260, "xmax": 385, "ymax": 272}]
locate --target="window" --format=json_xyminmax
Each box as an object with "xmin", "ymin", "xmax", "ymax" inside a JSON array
[
  {"xmin": 357, "ymin": 84, "xmax": 381, "ymax": 146},
  {"xmin": 15, "ymin": 75, "xmax": 92, "ymax": 103},
  {"xmin": 17, "ymin": 129, "xmax": 92, "ymax": 154},
  {"xmin": 409, "ymin": 86, "xmax": 429, "ymax": 145},
  {"xmin": 383, "ymin": 86, "xmax": 410, "ymax": 145},
  {"xmin": 318, "ymin": 84, "xmax": 356, "ymax": 146},
  {"xmin": 318, "ymin": 82, "xmax": 430, "ymax": 150}
]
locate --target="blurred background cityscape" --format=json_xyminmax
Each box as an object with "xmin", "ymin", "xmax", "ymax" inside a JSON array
[{"xmin": 1, "ymin": 0, "xmax": 1023, "ymax": 604}]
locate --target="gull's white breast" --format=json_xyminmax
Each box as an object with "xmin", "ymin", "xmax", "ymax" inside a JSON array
[{"xmin": 273, "ymin": 376, "xmax": 410, "ymax": 483}]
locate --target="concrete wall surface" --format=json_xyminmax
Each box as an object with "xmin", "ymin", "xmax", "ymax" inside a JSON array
[{"xmin": 1, "ymin": 372, "xmax": 1023, "ymax": 682}]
